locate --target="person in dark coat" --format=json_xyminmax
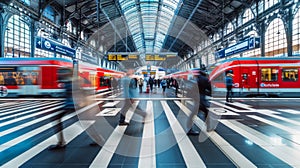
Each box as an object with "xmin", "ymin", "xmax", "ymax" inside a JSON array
[{"xmin": 186, "ymin": 69, "xmax": 212, "ymax": 135}]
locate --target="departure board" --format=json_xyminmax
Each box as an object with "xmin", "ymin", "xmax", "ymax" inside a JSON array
[{"xmin": 107, "ymin": 52, "xmax": 139, "ymax": 61}]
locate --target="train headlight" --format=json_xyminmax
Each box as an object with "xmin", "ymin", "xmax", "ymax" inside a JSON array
[{"xmin": 58, "ymin": 83, "xmax": 65, "ymax": 88}]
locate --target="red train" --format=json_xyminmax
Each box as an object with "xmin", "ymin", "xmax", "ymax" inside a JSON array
[
  {"xmin": 208, "ymin": 57, "xmax": 300, "ymax": 97},
  {"xmin": 0, "ymin": 57, "xmax": 124, "ymax": 97}
]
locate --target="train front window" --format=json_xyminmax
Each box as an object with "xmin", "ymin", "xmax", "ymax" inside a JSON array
[
  {"xmin": 282, "ymin": 68, "xmax": 298, "ymax": 81},
  {"xmin": 261, "ymin": 68, "xmax": 278, "ymax": 82}
]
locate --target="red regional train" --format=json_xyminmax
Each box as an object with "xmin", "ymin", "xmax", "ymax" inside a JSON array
[
  {"xmin": 208, "ymin": 57, "xmax": 300, "ymax": 97},
  {"xmin": 0, "ymin": 57, "xmax": 124, "ymax": 97}
]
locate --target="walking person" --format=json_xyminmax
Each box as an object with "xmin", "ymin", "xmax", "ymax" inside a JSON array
[
  {"xmin": 138, "ymin": 78, "xmax": 144, "ymax": 93},
  {"xmin": 49, "ymin": 69, "xmax": 75, "ymax": 150},
  {"xmin": 148, "ymin": 76, "xmax": 154, "ymax": 92},
  {"xmin": 119, "ymin": 69, "xmax": 147, "ymax": 126},
  {"xmin": 161, "ymin": 78, "xmax": 167, "ymax": 94},
  {"xmin": 225, "ymin": 72, "xmax": 234, "ymax": 103},
  {"xmin": 186, "ymin": 69, "xmax": 212, "ymax": 135}
]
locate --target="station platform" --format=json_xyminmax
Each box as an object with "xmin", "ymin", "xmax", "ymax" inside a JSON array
[{"xmin": 1, "ymin": 87, "xmax": 300, "ymax": 167}]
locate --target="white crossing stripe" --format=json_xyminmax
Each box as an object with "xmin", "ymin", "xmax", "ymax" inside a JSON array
[
  {"xmin": 0, "ymin": 102, "xmax": 17, "ymax": 107},
  {"xmin": 89, "ymin": 101, "xmax": 140, "ymax": 168},
  {"xmin": 1, "ymin": 109, "xmax": 64, "ymax": 136},
  {"xmin": 138, "ymin": 101, "xmax": 156, "ymax": 168},
  {"xmin": 210, "ymin": 101, "xmax": 256, "ymax": 112},
  {"xmin": 0, "ymin": 103, "xmax": 64, "ymax": 127},
  {"xmin": 102, "ymin": 101, "xmax": 120, "ymax": 107},
  {"xmin": 174, "ymin": 101, "xmax": 256, "ymax": 168},
  {"xmin": 247, "ymin": 115, "xmax": 300, "ymax": 135},
  {"xmin": 0, "ymin": 102, "xmax": 62, "ymax": 120},
  {"xmin": 161, "ymin": 101, "xmax": 206, "ymax": 168},
  {"xmin": 96, "ymin": 108, "xmax": 121, "ymax": 116},
  {"xmin": 277, "ymin": 109, "xmax": 300, "ymax": 114},
  {"xmin": 0, "ymin": 108, "xmax": 78, "ymax": 152},
  {"xmin": 220, "ymin": 120, "xmax": 300, "ymax": 166},
  {"xmin": 1, "ymin": 120, "xmax": 94, "ymax": 168},
  {"xmin": 0, "ymin": 101, "xmax": 48, "ymax": 114}
]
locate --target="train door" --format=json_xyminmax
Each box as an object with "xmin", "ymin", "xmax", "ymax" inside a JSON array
[
  {"xmin": 240, "ymin": 66, "xmax": 259, "ymax": 94},
  {"xmin": 18, "ymin": 66, "xmax": 40, "ymax": 96}
]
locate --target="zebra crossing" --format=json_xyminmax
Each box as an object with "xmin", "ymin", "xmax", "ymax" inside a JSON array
[{"xmin": 0, "ymin": 98, "xmax": 300, "ymax": 167}]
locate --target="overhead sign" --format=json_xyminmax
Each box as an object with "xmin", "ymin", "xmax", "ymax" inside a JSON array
[
  {"xmin": 215, "ymin": 37, "xmax": 260, "ymax": 59},
  {"xmin": 107, "ymin": 52, "xmax": 139, "ymax": 61},
  {"xmin": 145, "ymin": 52, "xmax": 176, "ymax": 61},
  {"xmin": 36, "ymin": 36, "xmax": 75, "ymax": 58},
  {"xmin": 81, "ymin": 53, "xmax": 98, "ymax": 65}
]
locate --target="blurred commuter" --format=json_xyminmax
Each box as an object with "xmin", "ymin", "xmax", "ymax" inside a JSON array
[
  {"xmin": 186, "ymin": 69, "xmax": 212, "ymax": 135},
  {"xmin": 148, "ymin": 76, "xmax": 154, "ymax": 92},
  {"xmin": 225, "ymin": 72, "xmax": 234, "ymax": 102},
  {"xmin": 161, "ymin": 78, "xmax": 167, "ymax": 94},
  {"xmin": 173, "ymin": 79, "xmax": 179, "ymax": 96},
  {"xmin": 49, "ymin": 69, "xmax": 75, "ymax": 150},
  {"xmin": 157, "ymin": 78, "xmax": 161, "ymax": 88},
  {"xmin": 4, "ymin": 72, "xmax": 17, "ymax": 85},
  {"xmin": 138, "ymin": 78, "xmax": 144, "ymax": 93},
  {"xmin": 0, "ymin": 73, "xmax": 4, "ymax": 85},
  {"xmin": 119, "ymin": 69, "xmax": 147, "ymax": 125}
]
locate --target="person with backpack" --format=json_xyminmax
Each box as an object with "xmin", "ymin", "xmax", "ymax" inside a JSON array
[
  {"xmin": 137, "ymin": 78, "xmax": 144, "ymax": 93},
  {"xmin": 161, "ymin": 78, "xmax": 167, "ymax": 94}
]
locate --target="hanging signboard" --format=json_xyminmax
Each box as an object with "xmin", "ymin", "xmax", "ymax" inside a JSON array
[
  {"xmin": 36, "ymin": 36, "xmax": 75, "ymax": 58},
  {"xmin": 81, "ymin": 53, "xmax": 98, "ymax": 65},
  {"xmin": 107, "ymin": 52, "xmax": 139, "ymax": 61},
  {"xmin": 215, "ymin": 37, "xmax": 260, "ymax": 59}
]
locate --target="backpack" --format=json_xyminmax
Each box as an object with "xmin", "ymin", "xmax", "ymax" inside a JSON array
[{"xmin": 129, "ymin": 78, "xmax": 137, "ymax": 89}]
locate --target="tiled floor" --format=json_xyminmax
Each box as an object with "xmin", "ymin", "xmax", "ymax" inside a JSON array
[{"xmin": 1, "ymin": 88, "xmax": 300, "ymax": 167}]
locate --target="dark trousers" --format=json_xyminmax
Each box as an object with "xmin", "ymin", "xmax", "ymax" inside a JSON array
[
  {"xmin": 162, "ymin": 86, "xmax": 166, "ymax": 92},
  {"xmin": 149, "ymin": 84, "xmax": 153, "ymax": 92},
  {"xmin": 226, "ymin": 86, "xmax": 233, "ymax": 102}
]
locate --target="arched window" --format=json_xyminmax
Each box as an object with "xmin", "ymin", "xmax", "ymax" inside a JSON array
[
  {"xmin": 265, "ymin": 0, "xmax": 279, "ymax": 10},
  {"xmin": 80, "ymin": 31, "xmax": 85, "ymax": 40},
  {"xmin": 265, "ymin": 18, "xmax": 287, "ymax": 57},
  {"xmin": 243, "ymin": 30, "xmax": 261, "ymax": 57},
  {"xmin": 66, "ymin": 21, "xmax": 72, "ymax": 33},
  {"xmin": 225, "ymin": 22, "xmax": 234, "ymax": 35},
  {"xmin": 4, "ymin": 15, "xmax": 31, "ymax": 58},
  {"xmin": 242, "ymin": 8, "xmax": 254, "ymax": 24},
  {"xmin": 292, "ymin": 9, "xmax": 300, "ymax": 56},
  {"xmin": 213, "ymin": 32, "xmax": 220, "ymax": 42}
]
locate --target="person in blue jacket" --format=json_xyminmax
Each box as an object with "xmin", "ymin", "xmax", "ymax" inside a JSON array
[{"xmin": 225, "ymin": 72, "xmax": 234, "ymax": 102}]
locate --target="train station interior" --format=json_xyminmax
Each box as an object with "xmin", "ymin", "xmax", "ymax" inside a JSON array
[{"xmin": 1, "ymin": 0, "xmax": 300, "ymax": 167}]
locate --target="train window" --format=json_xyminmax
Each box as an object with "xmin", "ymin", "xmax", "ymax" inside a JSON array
[
  {"xmin": 57, "ymin": 68, "xmax": 72, "ymax": 82},
  {"xmin": 100, "ymin": 76, "xmax": 110, "ymax": 86},
  {"xmin": 282, "ymin": 68, "xmax": 298, "ymax": 82},
  {"xmin": 0, "ymin": 66, "xmax": 39, "ymax": 85},
  {"xmin": 261, "ymin": 68, "xmax": 278, "ymax": 82}
]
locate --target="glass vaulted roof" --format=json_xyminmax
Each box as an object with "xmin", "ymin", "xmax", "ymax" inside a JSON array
[{"xmin": 119, "ymin": 0, "xmax": 181, "ymax": 53}]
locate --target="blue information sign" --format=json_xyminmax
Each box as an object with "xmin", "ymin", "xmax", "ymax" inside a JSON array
[
  {"xmin": 215, "ymin": 37, "xmax": 260, "ymax": 59},
  {"xmin": 81, "ymin": 53, "xmax": 98, "ymax": 65},
  {"xmin": 36, "ymin": 36, "xmax": 76, "ymax": 58}
]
